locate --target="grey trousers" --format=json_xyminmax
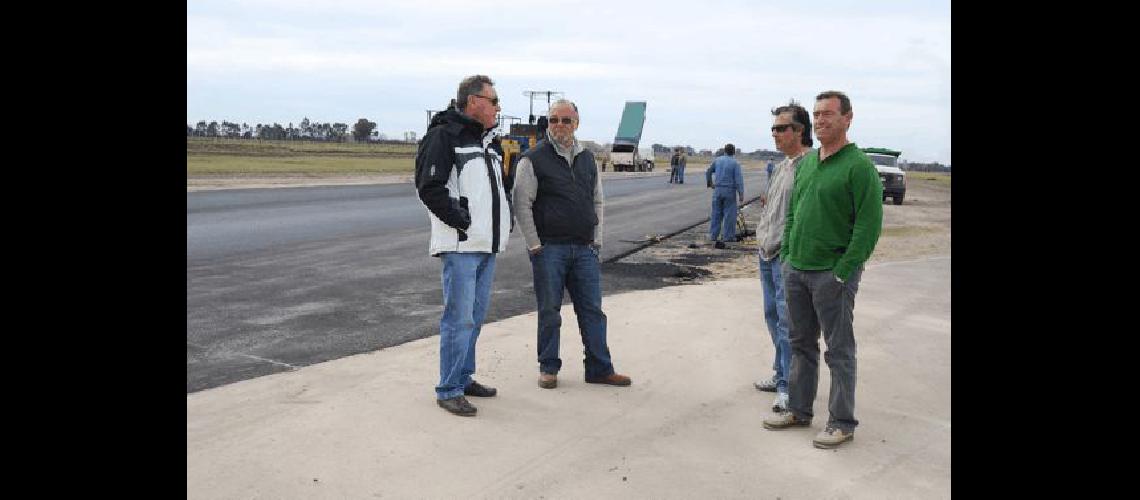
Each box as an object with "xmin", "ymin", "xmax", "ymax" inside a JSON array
[{"xmin": 782, "ymin": 263, "xmax": 864, "ymax": 433}]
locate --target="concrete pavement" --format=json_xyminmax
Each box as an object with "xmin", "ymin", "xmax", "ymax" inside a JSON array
[{"xmin": 187, "ymin": 256, "xmax": 950, "ymax": 499}]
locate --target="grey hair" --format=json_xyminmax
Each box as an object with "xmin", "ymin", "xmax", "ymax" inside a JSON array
[
  {"xmin": 456, "ymin": 75, "xmax": 494, "ymax": 112},
  {"xmin": 548, "ymin": 99, "xmax": 579, "ymax": 116}
]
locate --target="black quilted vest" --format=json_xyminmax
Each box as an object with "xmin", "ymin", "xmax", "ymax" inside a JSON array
[{"xmin": 523, "ymin": 140, "xmax": 598, "ymax": 245}]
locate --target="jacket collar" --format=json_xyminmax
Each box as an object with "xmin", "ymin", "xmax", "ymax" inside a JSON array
[{"xmin": 432, "ymin": 108, "xmax": 489, "ymax": 139}]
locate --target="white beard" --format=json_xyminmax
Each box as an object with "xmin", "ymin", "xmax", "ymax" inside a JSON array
[{"xmin": 547, "ymin": 129, "xmax": 575, "ymax": 150}]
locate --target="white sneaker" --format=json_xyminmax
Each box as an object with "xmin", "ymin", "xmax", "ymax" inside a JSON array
[
  {"xmin": 754, "ymin": 376, "xmax": 777, "ymax": 392},
  {"xmin": 762, "ymin": 411, "xmax": 810, "ymax": 430},
  {"xmin": 772, "ymin": 392, "xmax": 789, "ymax": 412},
  {"xmin": 813, "ymin": 427, "xmax": 854, "ymax": 448}
]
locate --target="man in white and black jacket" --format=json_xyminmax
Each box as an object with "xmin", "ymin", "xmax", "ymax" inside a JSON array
[{"xmin": 415, "ymin": 74, "xmax": 513, "ymax": 417}]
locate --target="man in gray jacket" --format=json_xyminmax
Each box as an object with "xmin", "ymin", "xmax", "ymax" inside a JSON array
[
  {"xmin": 753, "ymin": 100, "xmax": 813, "ymax": 413},
  {"xmin": 512, "ymin": 99, "xmax": 631, "ymax": 390}
]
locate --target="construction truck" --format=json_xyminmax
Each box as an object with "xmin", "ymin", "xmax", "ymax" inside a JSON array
[{"xmin": 609, "ymin": 101, "xmax": 653, "ymax": 172}]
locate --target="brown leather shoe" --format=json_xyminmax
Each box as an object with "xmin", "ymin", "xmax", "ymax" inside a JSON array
[
  {"xmin": 538, "ymin": 373, "xmax": 558, "ymax": 389},
  {"xmin": 585, "ymin": 373, "xmax": 632, "ymax": 386}
]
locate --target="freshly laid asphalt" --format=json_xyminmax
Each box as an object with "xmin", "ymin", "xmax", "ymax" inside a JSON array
[{"xmin": 187, "ymin": 171, "xmax": 766, "ymax": 393}]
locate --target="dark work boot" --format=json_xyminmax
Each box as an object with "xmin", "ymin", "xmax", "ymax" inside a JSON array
[
  {"xmin": 464, "ymin": 380, "xmax": 497, "ymax": 397},
  {"xmin": 437, "ymin": 395, "xmax": 477, "ymax": 416}
]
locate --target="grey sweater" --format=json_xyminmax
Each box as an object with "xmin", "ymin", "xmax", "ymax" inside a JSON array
[{"xmin": 756, "ymin": 150, "xmax": 808, "ymax": 260}]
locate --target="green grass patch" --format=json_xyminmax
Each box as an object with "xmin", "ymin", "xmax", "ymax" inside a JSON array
[
  {"xmin": 187, "ymin": 138, "xmax": 418, "ymax": 175},
  {"xmin": 186, "ymin": 138, "xmax": 737, "ymax": 176},
  {"xmin": 910, "ymin": 172, "xmax": 951, "ymax": 187},
  {"xmin": 187, "ymin": 154, "xmax": 413, "ymax": 175},
  {"xmin": 187, "ymin": 137, "xmax": 417, "ymax": 156}
]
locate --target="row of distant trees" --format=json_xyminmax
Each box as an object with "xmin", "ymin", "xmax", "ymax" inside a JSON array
[
  {"xmin": 649, "ymin": 142, "xmax": 949, "ymax": 169},
  {"xmin": 650, "ymin": 143, "xmax": 784, "ymax": 160},
  {"xmin": 900, "ymin": 161, "xmax": 951, "ymax": 172},
  {"xmin": 651, "ymin": 144, "xmax": 696, "ymax": 155},
  {"xmin": 187, "ymin": 120, "xmax": 945, "ymax": 169},
  {"xmin": 187, "ymin": 117, "xmax": 379, "ymax": 142}
]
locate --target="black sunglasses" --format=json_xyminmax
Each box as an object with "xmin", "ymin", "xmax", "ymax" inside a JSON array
[
  {"xmin": 547, "ymin": 117, "xmax": 574, "ymax": 124},
  {"xmin": 771, "ymin": 124, "xmax": 796, "ymax": 132},
  {"xmin": 472, "ymin": 94, "xmax": 499, "ymax": 106}
]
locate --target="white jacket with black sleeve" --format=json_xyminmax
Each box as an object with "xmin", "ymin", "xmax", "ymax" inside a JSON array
[{"xmin": 414, "ymin": 109, "xmax": 513, "ymax": 257}]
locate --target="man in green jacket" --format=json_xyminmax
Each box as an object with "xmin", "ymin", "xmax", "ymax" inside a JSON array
[{"xmin": 762, "ymin": 91, "xmax": 882, "ymax": 450}]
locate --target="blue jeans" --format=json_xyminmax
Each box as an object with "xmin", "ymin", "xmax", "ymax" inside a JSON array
[
  {"xmin": 436, "ymin": 252, "xmax": 497, "ymax": 400},
  {"xmin": 528, "ymin": 243, "xmax": 614, "ymax": 379},
  {"xmin": 709, "ymin": 192, "xmax": 738, "ymax": 242},
  {"xmin": 759, "ymin": 255, "xmax": 790, "ymax": 393}
]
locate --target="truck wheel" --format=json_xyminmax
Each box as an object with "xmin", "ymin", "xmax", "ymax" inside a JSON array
[{"xmin": 893, "ymin": 195, "xmax": 904, "ymax": 205}]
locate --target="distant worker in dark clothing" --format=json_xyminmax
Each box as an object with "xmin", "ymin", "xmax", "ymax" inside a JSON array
[
  {"xmin": 536, "ymin": 115, "xmax": 549, "ymax": 141},
  {"xmin": 669, "ymin": 151, "xmax": 679, "ymax": 183},
  {"xmin": 705, "ymin": 143, "xmax": 744, "ymax": 249},
  {"xmin": 669, "ymin": 148, "xmax": 687, "ymax": 184}
]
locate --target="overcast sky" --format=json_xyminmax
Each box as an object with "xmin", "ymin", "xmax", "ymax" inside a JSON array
[{"xmin": 188, "ymin": 0, "xmax": 951, "ymax": 164}]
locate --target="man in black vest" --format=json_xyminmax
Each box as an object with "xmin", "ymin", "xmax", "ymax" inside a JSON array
[{"xmin": 512, "ymin": 99, "xmax": 632, "ymax": 390}]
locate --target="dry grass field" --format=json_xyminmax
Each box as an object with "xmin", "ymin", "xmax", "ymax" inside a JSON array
[
  {"xmin": 186, "ymin": 137, "xmax": 733, "ymax": 177},
  {"xmin": 187, "ymin": 137, "xmax": 418, "ymax": 176}
]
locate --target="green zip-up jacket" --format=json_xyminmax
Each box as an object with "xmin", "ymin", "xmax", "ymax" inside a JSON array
[{"xmin": 781, "ymin": 143, "xmax": 882, "ymax": 281}]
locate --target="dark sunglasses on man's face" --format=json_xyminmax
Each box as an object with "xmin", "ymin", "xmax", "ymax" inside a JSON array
[
  {"xmin": 472, "ymin": 94, "xmax": 499, "ymax": 106},
  {"xmin": 771, "ymin": 124, "xmax": 795, "ymax": 132},
  {"xmin": 548, "ymin": 117, "xmax": 574, "ymax": 124}
]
